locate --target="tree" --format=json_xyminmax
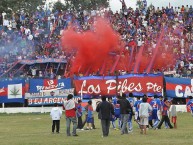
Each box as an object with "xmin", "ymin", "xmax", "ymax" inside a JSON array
[
  {"xmin": 0, "ymin": 0, "xmax": 45, "ymax": 14},
  {"xmin": 52, "ymin": 1, "xmax": 67, "ymax": 12},
  {"xmin": 61, "ymin": 0, "xmax": 110, "ymax": 11},
  {"xmin": 0, "ymin": 0, "xmax": 12, "ymax": 13},
  {"xmin": 136, "ymin": 0, "xmax": 143, "ymax": 10}
]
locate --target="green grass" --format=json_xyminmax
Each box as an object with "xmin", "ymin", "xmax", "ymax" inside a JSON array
[{"xmin": 0, "ymin": 112, "xmax": 193, "ymax": 145}]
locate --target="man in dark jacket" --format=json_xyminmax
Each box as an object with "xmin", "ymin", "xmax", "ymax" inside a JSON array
[
  {"xmin": 117, "ymin": 93, "xmax": 132, "ymax": 135},
  {"xmin": 96, "ymin": 96, "xmax": 114, "ymax": 137}
]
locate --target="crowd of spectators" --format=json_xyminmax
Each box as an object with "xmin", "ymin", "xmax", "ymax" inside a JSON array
[{"xmin": 0, "ymin": 0, "xmax": 193, "ymax": 78}]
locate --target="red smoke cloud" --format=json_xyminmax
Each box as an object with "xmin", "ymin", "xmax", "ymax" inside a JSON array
[
  {"xmin": 61, "ymin": 18, "xmax": 121, "ymax": 75},
  {"xmin": 61, "ymin": 18, "xmax": 176, "ymax": 76}
]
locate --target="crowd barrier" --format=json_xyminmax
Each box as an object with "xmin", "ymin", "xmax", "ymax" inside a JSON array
[
  {"xmin": 0, "ymin": 105, "xmax": 187, "ymax": 114},
  {"xmin": 0, "ymin": 106, "xmax": 54, "ymax": 114}
]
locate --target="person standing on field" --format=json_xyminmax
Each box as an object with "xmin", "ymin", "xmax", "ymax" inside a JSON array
[
  {"xmin": 156, "ymin": 98, "xmax": 173, "ymax": 129},
  {"xmin": 186, "ymin": 96, "xmax": 193, "ymax": 116},
  {"xmin": 85, "ymin": 100, "xmax": 94, "ymax": 130},
  {"xmin": 134, "ymin": 96, "xmax": 142, "ymax": 124},
  {"xmin": 82, "ymin": 101, "xmax": 96, "ymax": 129},
  {"xmin": 76, "ymin": 100, "xmax": 83, "ymax": 130},
  {"xmin": 96, "ymin": 96, "xmax": 114, "ymax": 137},
  {"xmin": 50, "ymin": 103, "xmax": 62, "ymax": 134},
  {"xmin": 117, "ymin": 93, "xmax": 132, "ymax": 135},
  {"xmin": 139, "ymin": 97, "xmax": 152, "ymax": 135},
  {"xmin": 63, "ymin": 94, "xmax": 78, "ymax": 136},
  {"xmin": 170, "ymin": 100, "xmax": 177, "ymax": 129}
]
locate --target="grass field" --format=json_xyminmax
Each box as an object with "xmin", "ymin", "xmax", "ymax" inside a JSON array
[{"xmin": 0, "ymin": 112, "xmax": 193, "ymax": 145}]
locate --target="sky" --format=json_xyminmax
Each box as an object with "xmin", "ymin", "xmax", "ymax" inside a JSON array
[{"xmin": 109, "ymin": 0, "xmax": 193, "ymax": 12}]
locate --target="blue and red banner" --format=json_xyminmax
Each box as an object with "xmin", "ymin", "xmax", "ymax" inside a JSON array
[
  {"xmin": 3, "ymin": 75, "xmax": 193, "ymax": 105},
  {"xmin": 0, "ymin": 79, "xmax": 25, "ymax": 103},
  {"xmin": 165, "ymin": 77, "xmax": 193, "ymax": 98},
  {"xmin": 29, "ymin": 78, "xmax": 72, "ymax": 93},
  {"xmin": 74, "ymin": 74, "xmax": 163, "ymax": 97}
]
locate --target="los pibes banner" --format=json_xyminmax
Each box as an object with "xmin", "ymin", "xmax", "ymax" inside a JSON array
[{"xmin": 74, "ymin": 74, "xmax": 163, "ymax": 97}]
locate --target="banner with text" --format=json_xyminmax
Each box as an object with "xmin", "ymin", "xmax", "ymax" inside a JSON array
[
  {"xmin": 25, "ymin": 88, "xmax": 74, "ymax": 99},
  {"xmin": 29, "ymin": 78, "xmax": 72, "ymax": 93},
  {"xmin": 28, "ymin": 96, "xmax": 81, "ymax": 106},
  {"xmin": 0, "ymin": 79, "xmax": 25, "ymax": 103},
  {"xmin": 165, "ymin": 77, "xmax": 193, "ymax": 98},
  {"xmin": 74, "ymin": 74, "xmax": 163, "ymax": 98}
]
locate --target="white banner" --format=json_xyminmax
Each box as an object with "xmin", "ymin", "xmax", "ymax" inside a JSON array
[
  {"xmin": 25, "ymin": 88, "xmax": 74, "ymax": 99},
  {"xmin": 8, "ymin": 84, "xmax": 22, "ymax": 99}
]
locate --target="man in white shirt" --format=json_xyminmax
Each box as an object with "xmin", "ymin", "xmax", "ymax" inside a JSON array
[{"xmin": 139, "ymin": 97, "xmax": 152, "ymax": 135}]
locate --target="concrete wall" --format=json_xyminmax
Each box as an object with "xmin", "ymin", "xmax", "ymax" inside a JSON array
[
  {"xmin": 0, "ymin": 107, "xmax": 62, "ymax": 114},
  {"xmin": 0, "ymin": 105, "xmax": 188, "ymax": 114}
]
